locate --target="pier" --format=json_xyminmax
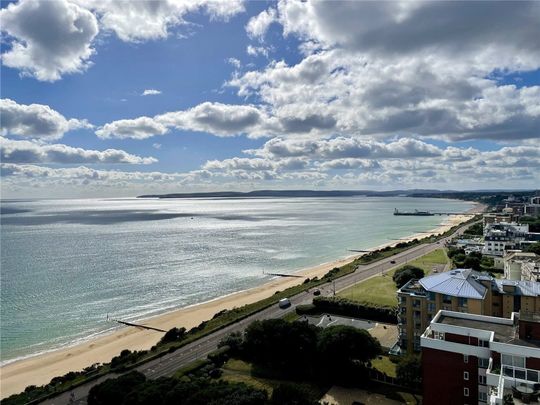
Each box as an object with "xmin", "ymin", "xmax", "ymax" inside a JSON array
[{"xmin": 393, "ymin": 208, "xmax": 464, "ymax": 216}]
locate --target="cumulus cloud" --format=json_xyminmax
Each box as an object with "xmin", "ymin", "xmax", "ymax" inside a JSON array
[
  {"xmin": 250, "ymin": 137, "xmax": 442, "ymax": 160},
  {"xmin": 157, "ymin": 102, "xmax": 264, "ymax": 136},
  {"xmin": 81, "ymin": 0, "xmax": 245, "ymax": 42},
  {"xmin": 246, "ymin": 7, "xmax": 276, "ymax": 40},
  {"xmin": 96, "ymin": 116, "xmax": 169, "ymax": 139},
  {"xmin": 1, "ymin": 0, "xmax": 245, "ymax": 80},
  {"xmin": 228, "ymin": 48, "xmax": 540, "ymax": 141},
  {"xmin": 277, "ymin": 0, "xmax": 540, "ymax": 65},
  {"xmin": 0, "ymin": 137, "xmax": 157, "ymax": 164},
  {"xmin": 0, "ymin": 0, "xmax": 99, "ymax": 81},
  {"xmin": 142, "ymin": 89, "xmax": 162, "ymax": 96},
  {"xmin": 1, "ymin": 98, "xmax": 92, "ymax": 140},
  {"xmin": 98, "ymin": 102, "xmax": 273, "ymax": 139}
]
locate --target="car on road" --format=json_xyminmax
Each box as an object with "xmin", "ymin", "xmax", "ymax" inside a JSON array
[
  {"xmin": 278, "ymin": 298, "xmax": 291, "ymax": 308},
  {"xmin": 390, "ymin": 260, "xmax": 396, "ymax": 264},
  {"xmin": 313, "ymin": 289, "xmax": 321, "ymax": 296}
]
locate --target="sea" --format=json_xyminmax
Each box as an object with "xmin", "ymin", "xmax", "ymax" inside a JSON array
[{"xmin": 0, "ymin": 196, "xmax": 474, "ymax": 364}]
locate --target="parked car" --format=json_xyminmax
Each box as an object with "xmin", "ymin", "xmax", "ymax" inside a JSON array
[
  {"xmin": 313, "ymin": 289, "xmax": 321, "ymax": 296},
  {"xmin": 390, "ymin": 260, "xmax": 396, "ymax": 264},
  {"xmin": 278, "ymin": 298, "xmax": 291, "ymax": 308}
]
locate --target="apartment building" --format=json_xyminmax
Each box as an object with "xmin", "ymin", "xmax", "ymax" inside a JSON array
[
  {"xmin": 421, "ymin": 310, "xmax": 540, "ymax": 405},
  {"xmin": 503, "ymin": 251, "xmax": 539, "ymax": 280},
  {"xmin": 397, "ymin": 269, "xmax": 540, "ymax": 353},
  {"xmin": 482, "ymin": 223, "xmax": 530, "ymax": 256}
]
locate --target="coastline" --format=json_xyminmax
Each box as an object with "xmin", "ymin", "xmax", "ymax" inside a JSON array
[{"xmin": 0, "ymin": 204, "xmax": 482, "ymax": 398}]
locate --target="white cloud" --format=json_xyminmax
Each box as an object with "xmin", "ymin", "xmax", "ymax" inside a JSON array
[
  {"xmin": 1, "ymin": 98, "xmax": 92, "ymax": 140},
  {"xmin": 0, "ymin": 137, "xmax": 157, "ymax": 165},
  {"xmin": 246, "ymin": 45, "xmax": 269, "ymax": 58},
  {"xmin": 142, "ymin": 89, "xmax": 162, "ymax": 96},
  {"xmin": 246, "ymin": 7, "xmax": 276, "ymax": 40},
  {"xmin": 228, "ymin": 49, "xmax": 540, "ymax": 141},
  {"xmin": 0, "ymin": 0, "xmax": 99, "ymax": 81},
  {"xmin": 250, "ymin": 137, "xmax": 442, "ymax": 160},
  {"xmin": 276, "ymin": 0, "xmax": 540, "ymax": 67},
  {"xmin": 82, "ymin": 0, "xmax": 245, "ymax": 42},
  {"xmin": 96, "ymin": 116, "xmax": 169, "ymax": 139}
]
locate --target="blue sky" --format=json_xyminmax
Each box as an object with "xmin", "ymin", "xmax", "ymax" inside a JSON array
[{"xmin": 1, "ymin": 0, "xmax": 539, "ymax": 197}]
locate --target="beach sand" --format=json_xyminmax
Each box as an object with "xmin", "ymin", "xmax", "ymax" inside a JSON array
[{"xmin": 0, "ymin": 206, "xmax": 481, "ymax": 398}]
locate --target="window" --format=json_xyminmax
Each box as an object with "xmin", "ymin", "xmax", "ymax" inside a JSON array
[
  {"xmin": 478, "ymin": 339, "xmax": 489, "ymax": 348},
  {"xmin": 427, "ymin": 303, "xmax": 436, "ymax": 313},
  {"xmin": 464, "ymin": 355, "xmax": 469, "ymax": 363},
  {"xmin": 479, "ymin": 358, "xmax": 489, "ymax": 368},
  {"xmin": 443, "ymin": 295, "xmax": 452, "ymax": 304},
  {"xmin": 464, "ymin": 388, "xmax": 469, "ymax": 397},
  {"xmin": 464, "ymin": 371, "xmax": 469, "ymax": 380},
  {"xmin": 479, "ymin": 391, "xmax": 487, "ymax": 402},
  {"xmin": 428, "ymin": 292, "xmax": 436, "ymax": 301},
  {"xmin": 458, "ymin": 297, "xmax": 468, "ymax": 307},
  {"xmin": 502, "ymin": 354, "xmax": 525, "ymax": 368},
  {"xmin": 479, "ymin": 375, "xmax": 486, "ymax": 384}
]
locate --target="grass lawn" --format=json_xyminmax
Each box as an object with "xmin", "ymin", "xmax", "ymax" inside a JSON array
[
  {"xmin": 338, "ymin": 249, "xmax": 449, "ymax": 306},
  {"xmin": 338, "ymin": 271, "xmax": 398, "ymax": 306},
  {"xmin": 371, "ymin": 355, "xmax": 397, "ymax": 378},
  {"xmin": 220, "ymin": 359, "xmax": 326, "ymax": 399},
  {"xmin": 405, "ymin": 248, "xmax": 449, "ymax": 275}
]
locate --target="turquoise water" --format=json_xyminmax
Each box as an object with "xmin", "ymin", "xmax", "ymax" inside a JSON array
[{"xmin": 0, "ymin": 196, "xmax": 473, "ymax": 363}]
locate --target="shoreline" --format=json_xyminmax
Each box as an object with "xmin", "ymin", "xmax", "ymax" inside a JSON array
[{"xmin": 0, "ymin": 203, "xmax": 482, "ymax": 398}]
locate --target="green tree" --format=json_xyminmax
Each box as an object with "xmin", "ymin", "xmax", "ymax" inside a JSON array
[
  {"xmin": 160, "ymin": 327, "xmax": 187, "ymax": 344},
  {"xmin": 392, "ymin": 265, "xmax": 425, "ymax": 288},
  {"xmin": 271, "ymin": 383, "xmax": 319, "ymax": 405},
  {"xmin": 317, "ymin": 326, "xmax": 381, "ymax": 370},
  {"xmin": 243, "ymin": 319, "xmax": 318, "ymax": 378},
  {"xmin": 87, "ymin": 371, "xmax": 146, "ymax": 405},
  {"xmin": 525, "ymin": 242, "xmax": 540, "ymax": 255},
  {"xmin": 396, "ymin": 355, "xmax": 422, "ymax": 388}
]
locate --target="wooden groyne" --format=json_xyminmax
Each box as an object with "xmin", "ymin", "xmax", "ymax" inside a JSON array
[
  {"xmin": 112, "ymin": 319, "xmax": 166, "ymax": 332},
  {"xmin": 263, "ymin": 271, "xmax": 303, "ymax": 278}
]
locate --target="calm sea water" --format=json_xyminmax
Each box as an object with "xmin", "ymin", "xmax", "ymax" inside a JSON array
[{"xmin": 0, "ymin": 196, "xmax": 473, "ymax": 363}]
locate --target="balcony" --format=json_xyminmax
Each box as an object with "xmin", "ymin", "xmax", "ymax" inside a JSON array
[{"xmin": 488, "ymin": 359, "xmax": 540, "ymax": 404}]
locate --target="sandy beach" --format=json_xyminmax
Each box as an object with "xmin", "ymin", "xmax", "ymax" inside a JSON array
[{"xmin": 0, "ymin": 205, "xmax": 481, "ymax": 398}]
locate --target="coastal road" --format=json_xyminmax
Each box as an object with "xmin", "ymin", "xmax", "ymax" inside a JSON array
[{"xmin": 43, "ymin": 217, "xmax": 480, "ymax": 405}]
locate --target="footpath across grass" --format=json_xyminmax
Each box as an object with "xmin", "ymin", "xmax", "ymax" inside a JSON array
[{"xmin": 338, "ymin": 248, "xmax": 449, "ymax": 306}]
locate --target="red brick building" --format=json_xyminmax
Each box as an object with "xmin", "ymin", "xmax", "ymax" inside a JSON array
[{"xmin": 421, "ymin": 311, "xmax": 540, "ymax": 405}]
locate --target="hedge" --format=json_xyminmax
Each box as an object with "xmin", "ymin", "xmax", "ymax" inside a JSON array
[{"xmin": 310, "ymin": 297, "xmax": 397, "ymax": 324}]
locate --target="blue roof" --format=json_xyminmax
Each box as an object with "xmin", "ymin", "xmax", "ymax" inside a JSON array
[
  {"xmin": 419, "ymin": 269, "xmax": 487, "ymax": 299},
  {"xmin": 495, "ymin": 280, "xmax": 540, "ymax": 297}
]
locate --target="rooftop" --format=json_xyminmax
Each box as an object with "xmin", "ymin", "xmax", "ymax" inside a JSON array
[
  {"xmin": 438, "ymin": 313, "xmax": 540, "ymax": 349},
  {"xmin": 419, "ymin": 269, "xmax": 488, "ymax": 299},
  {"xmin": 495, "ymin": 280, "xmax": 540, "ymax": 297}
]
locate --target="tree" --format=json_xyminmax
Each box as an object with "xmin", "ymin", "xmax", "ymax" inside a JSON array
[
  {"xmin": 243, "ymin": 319, "xmax": 318, "ymax": 378},
  {"xmin": 160, "ymin": 327, "xmax": 186, "ymax": 344},
  {"xmin": 218, "ymin": 331, "xmax": 244, "ymax": 356},
  {"xmin": 525, "ymin": 242, "xmax": 540, "ymax": 255},
  {"xmin": 317, "ymin": 325, "xmax": 381, "ymax": 373},
  {"xmin": 87, "ymin": 371, "xmax": 146, "ymax": 405},
  {"xmin": 392, "ymin": 265, "xmax": 425, "ymax": 288},
  {"xmin": 271, "ymin": 383, "xmax": 319, "ymax": 405},
  {"xmin": 396, "ymin": 355, "xmax": 422, "ymax": 388},
  {"xmin": 463, "ymin": 255, "xmax": 481, "ymax": 270}
]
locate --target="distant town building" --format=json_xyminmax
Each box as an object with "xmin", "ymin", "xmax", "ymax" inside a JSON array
[
  {"xmin": 524, "ymin": 196, "xmax": 540, "ymax": 217},
  {"xmin": 482, "ymin": 222, "xmax": 531, "ymax": 256},
  {"xmin": 421, "ymin": 310, "xmax": 540, "ymax": 405},
  {"xmin": 503, "ymin": 251, "xmax": 539, "ymax": 280},
  {"xmin": 397, "ymin": 269, "xmax": 540, "ymax": 353}
]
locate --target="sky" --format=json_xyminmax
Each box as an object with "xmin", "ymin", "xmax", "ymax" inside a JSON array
[{"xmin": 1, "ymin": 0, "xmax": 539, "ymax": 198}]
